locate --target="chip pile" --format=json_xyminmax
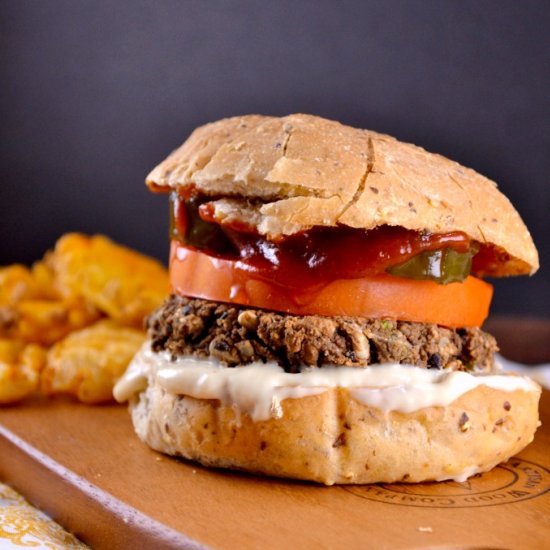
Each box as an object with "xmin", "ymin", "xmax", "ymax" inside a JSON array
[{"xmin": 0, "ymin": 234, "xmax": 168, "ymax": 404}]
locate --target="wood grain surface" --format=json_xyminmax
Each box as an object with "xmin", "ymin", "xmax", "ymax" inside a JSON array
[{"xmin": 0, "ymin": 317, "xmax": 549, "ymax": 550}]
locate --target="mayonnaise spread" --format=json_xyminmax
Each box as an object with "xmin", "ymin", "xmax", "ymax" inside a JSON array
[{"xmin": 114, "ymin": 345, "xmax": 539, "ymax": 422}]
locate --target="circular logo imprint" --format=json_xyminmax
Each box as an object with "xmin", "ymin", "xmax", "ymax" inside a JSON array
[{"xmin": 342, "ymin": 458, "xmax": 550, "ymax": 508}]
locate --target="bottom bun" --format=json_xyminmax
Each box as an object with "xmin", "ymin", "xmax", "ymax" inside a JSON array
[{"xmin": 128, "ymin": 378, "xmax": 541, "ymax": 485}]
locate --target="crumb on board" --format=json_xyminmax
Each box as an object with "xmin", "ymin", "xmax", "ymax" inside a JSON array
[{"xmin": 417, "ymin": 526, "xmax": 433, "ymax": 533}]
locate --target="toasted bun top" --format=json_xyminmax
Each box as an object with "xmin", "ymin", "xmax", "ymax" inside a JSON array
[{"xmin": 147, "ymin": 114, "xmax": 538, "ymax": 276}]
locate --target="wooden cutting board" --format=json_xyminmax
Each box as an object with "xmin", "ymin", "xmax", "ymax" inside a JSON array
[
  {"xmin": 0, "ymin": 393, "xmax": 548, "ymax": 550},
  {"xmin": 1, "ymin": 318, "xmax": 549, "ymax": 550}
]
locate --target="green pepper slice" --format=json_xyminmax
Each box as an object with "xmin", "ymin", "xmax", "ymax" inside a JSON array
[
  {"xmin": 169, "ymin": 194, "xmax": 236, "ymax": 255},
  {"xmin": 388, "ymin": 247, "xmax": 478, "ymax": 284}
]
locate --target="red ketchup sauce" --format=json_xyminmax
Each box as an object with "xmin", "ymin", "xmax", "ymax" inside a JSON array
[{"xmin": 172, "ymin": 194, "xmax": 474, "ymax": 292}]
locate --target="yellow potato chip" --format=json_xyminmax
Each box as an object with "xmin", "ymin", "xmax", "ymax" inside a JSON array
[
  {"xmin": 0, "ymin": 339, "xmax": 46, "ymax": 404},
  {"xmin": 51, "ymin": 234, "xmax": 169, "ymax": 327},
  {"xmin": 41, "ymin": 320, "xmax": 145, "ymax": 403}
]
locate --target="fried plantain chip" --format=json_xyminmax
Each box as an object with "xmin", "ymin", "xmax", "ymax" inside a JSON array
[
  {"xmin": 41, "ymin": 320, "xmax": 145, "ymax": 403},
  {"xmin": 51, "ymin": 234, "xmax": 168, "ymax": 327},
  {"xmin": 0, "ymin": 339, "xmax": 46, "ymax": 404},
  {"xmin": 1, "ymin": 233, "xmax": 166, "ymax": 404},
  {"xmin": 31, "ymin": 254, "xmax": 62, "ymax": 300},
  {"xmin": 0, "ymin": 300, "xmax": 100, "ymax": 346},
  {"xmin": 0, "ymin": 265, "xmax": 39, "ymax": 305},
  {"xmin": 0, "ymin": 255, "xmax": 89, "ymax": 346},
  {"xmin": 0, "ymin": 298, "xmax": 101, "ymax": 347}
]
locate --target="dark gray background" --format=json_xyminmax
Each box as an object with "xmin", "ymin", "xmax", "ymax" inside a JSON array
[{"xmin": 1, "ymin": 1, "xmax": 548, "ymax": 316}]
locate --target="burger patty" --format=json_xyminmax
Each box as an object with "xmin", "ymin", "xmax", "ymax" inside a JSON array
[{"xmin": 147, "ymin": 295, "xmax": 498, "ymax": 373}]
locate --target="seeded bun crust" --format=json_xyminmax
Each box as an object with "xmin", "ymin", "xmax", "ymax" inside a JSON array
[
  {"xmin": 147, "ymin": 114, "xmax": 538, "ymax": 276},
  {"xmin": 129, "ymin": 379, "xmax": 541, "ymax": 485}
]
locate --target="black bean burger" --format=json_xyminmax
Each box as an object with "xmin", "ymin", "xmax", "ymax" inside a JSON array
[{"xmin": 114, "ymin": 114, "xmax": 541, "ymax": 485}]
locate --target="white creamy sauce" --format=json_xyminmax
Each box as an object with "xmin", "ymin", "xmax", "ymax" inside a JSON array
[
  {"xmin": 114, "ymin": 345, "xmax": 539, "ymax": 422},
  {"xmin": 436, "ymin": 465, "xmax": 485, "ymax": 483}
]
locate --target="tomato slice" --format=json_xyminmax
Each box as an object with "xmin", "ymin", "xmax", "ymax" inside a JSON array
[{"xmin": 170, "ymin": 242, "xmax": 493, "ymax": 328}]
